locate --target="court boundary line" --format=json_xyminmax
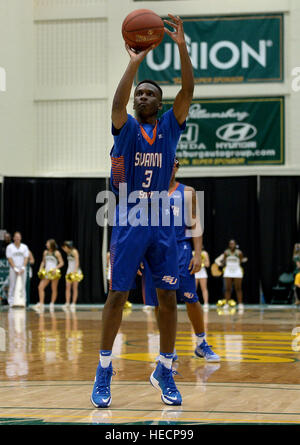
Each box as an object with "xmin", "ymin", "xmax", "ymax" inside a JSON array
[{"xmin": 1, "ymin": 381, "xmax": 300, "ymax": 390}]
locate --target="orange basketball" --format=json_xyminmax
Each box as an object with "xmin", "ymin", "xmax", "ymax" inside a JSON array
[{"xmin": 122, "ymin": 9, "xmax": 165, "ymax": 51}]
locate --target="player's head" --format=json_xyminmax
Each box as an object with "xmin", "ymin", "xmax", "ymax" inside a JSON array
[
  {"xmin": 133, "ymin": 80, "xmax": 162, "ymax": 118},
  {"xmin": 46, "ymin": 239, "xmax": 57, "ymax": 251},
  {"xmin": 13, "ymin": 231, "xmax": 22, "ymax": 244},
  {"xmin": 62, "ymin": 240, "xmax": 74, "ymax": 253}
]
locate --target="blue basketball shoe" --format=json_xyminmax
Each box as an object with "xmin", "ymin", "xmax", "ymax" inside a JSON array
[
  {"xmin": 91, "ymin": 362, "xmax": 114, "ymax": 408},
  {"xmin": 150, "ymin": 361, "xmax": 182, "ymax": 406},
  {"xmin": 195, "ymin": 340, "xmax": 220, "ymax": 362}
]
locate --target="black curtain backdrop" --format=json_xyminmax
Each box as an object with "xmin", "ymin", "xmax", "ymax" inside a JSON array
[
  {"xmin": 3, "ymin": 177, "xmax": 106, "ymax": 304},
  {"xmin": 3, "ymin": 175, "xmax": 300, "ymax": 305},
  {"xmin": 259, "ymin": 176, "xmax": 300, "ymax": 302}
]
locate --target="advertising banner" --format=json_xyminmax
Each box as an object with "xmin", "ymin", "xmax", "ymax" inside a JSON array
[
  {"xmin": 161, "ymin": 97, "xmax": 284, "ymax": 166},
  {"xmin": 137, "ymin": 14, "xmax": 283, "ymax": 85}
]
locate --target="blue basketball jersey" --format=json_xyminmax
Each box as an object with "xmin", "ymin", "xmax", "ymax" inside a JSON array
[
  {"xmin": 169, "ymin": 182, "xmax": 192, "ymax": 243},
  {"xmin": 108, "ymin": 108, "xmax": 185, "ymax": 291},
  {"xmin": 110, "ymin": 108, "xmax": 186, "ymax": 197}
]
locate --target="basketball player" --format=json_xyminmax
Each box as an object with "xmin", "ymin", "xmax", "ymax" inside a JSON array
[
  {"xmin": 91, "ymin": 14, "xmax": 194, "ymax": 408},
  {"xmin": 34, "ymin": 239, "xmax": 64, "ymax": 313},
  {"xmin": 195, "ymin": 248, "xmax": 210, "ymax": 311},
  {"xmin": 6, "ymin": 232, "xmax": 29, "ymax": 307},
  {"xmin": 223, "ymin": 239, "xmax": 244, "ymax": 312},
  {"xmin": 61, "ymin": 241, "xmax": 81, "ymax": 311},
  {"xmin": 142, "ymin": 159, "xmax": 220, "ymax": 363}
]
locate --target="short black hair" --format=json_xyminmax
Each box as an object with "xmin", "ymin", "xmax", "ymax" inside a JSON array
[{"xmin": 135, "ymin": 79, "xmax": 163, "ymax": 99}]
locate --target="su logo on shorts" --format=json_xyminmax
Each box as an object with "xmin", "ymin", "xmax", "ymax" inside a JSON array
[
  {"xmin": 162, "ymin": 275, "xmax": 178, "ymax": 285},
  {"xmin": 184, "ymin": 292, "xmax": 194, "ymax": 299}
]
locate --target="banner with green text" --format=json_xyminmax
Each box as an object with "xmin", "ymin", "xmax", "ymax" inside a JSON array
[
  {"xmin": 161, "ymin": 97, "xmax": 284, "ymax": 166},
  {"xmin": 136, "ymin": 14, "xmax": 283, "ymax": 85}
]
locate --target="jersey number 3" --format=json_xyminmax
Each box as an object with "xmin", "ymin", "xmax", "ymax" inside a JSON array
[{"xmin": 142, "ymin": 170, "xmax": 153, "ymax": 188}]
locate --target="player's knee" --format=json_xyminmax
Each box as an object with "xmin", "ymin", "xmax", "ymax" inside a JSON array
[
  {"xmin": 157, "ymin": 290, "xmax": 177, "ymax": 311},
  {"xmin": 106, "ymin": 290, "xmax": 128, "ymax": 309}
]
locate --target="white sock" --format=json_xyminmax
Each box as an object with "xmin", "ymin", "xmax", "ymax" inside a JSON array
[
  {"xmin": 99, "ymin": 351, "xmax": 112, "ymax": 368},
  {"xmin": 159, "ymin": 353, "xmax": 173, "ymax": 369},
  {"xmin": 196, "ymin": 333, "xmax": 206, "ymax": 346}
]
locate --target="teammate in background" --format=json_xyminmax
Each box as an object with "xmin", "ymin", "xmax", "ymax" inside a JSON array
[
  {"xmin": 223, "ymin": 239, "xmax": 244, "ymax": 312},
  {"xmin": 106, "ymin": 251, "xmax": 132, "ymax": 309},
  {"xmin": 6, "ymin": 232, "xmax": 29, "ymax": 307},
  {"xmin": 195, "ymin": 248, "xmax": 210, "ymax": 312},
  {"xmin": 91, "ymin": 14, "xmax": 194, "ymax": 408},
  {"xmin": 142, "ymin": 159, "xmax": 220, "ymax": 363},
  {"xmin": 34, "ymin": 239, "xmax": 64, "ymax": 313},
  {"xmin": 61, "ymin": 241, "xmax": 81, "ymax": 311}
]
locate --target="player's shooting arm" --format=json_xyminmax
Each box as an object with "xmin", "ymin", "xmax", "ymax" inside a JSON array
[
  {"xmin": 111, "ymin": 44, "xmax": 154, "ymax": 130},
  {"xmin": 164, "ymin": 15, "xmax": 194, "ymax": 125}
]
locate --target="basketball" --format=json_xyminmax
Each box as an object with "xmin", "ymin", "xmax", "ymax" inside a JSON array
[{"xmin": 122, "ymin": 9, "xmax": 165, "ymax": 51}]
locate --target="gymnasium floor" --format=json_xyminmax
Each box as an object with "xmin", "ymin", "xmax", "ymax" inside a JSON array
[{"xmin": 0, "ymin": 304, "xmax": 300, "ymax": 425}]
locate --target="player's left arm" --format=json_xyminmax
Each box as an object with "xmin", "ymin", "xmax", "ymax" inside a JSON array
[
  {"xmin": 164, "ymin": 14, "xmax": 194, "ymax": 125},
  {"xmin": 185, "ymin": 186, "xmax": 203, "ymax": 274}
]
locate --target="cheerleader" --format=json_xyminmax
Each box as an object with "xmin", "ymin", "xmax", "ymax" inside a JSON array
[
  {"xmin": 195, "ymin": 249, "xmax": 210, "ymax": 311},
  {"xmin": 223, "ymin": 239, "xmax": 244, "ymax": 311},
  {"xmin": 292, "ymin": 243, "xmax": 300, "ymax": 267},
  {"xmin": 62, "ymin": 241, "xmax": 82, "ymax": 311},
  {"xmin": 34, "ymin": 239, "xmax": 64, "ymax": 312}
]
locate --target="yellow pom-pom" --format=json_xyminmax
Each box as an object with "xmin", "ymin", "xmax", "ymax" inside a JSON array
[
  {"xmin": 66, "ymin": 271, "xmax": 84, "ymax": 282},
  {"xmin": 66, "ymin": 272, "xmax": 74, "ymax": 282},
  {"xmin": 73, "ymin": 272, "xmax": 84, "ymax": 282},
  {"xmin": 38, "ymin": 269, "xmax": 47, "ymax": 280},
  {"xmin": 46, "ymin": 268, "xmax": 61, "ymax": 280},
  {"xmin": 228, "ymin": 299, "xmax": 236, "ymax": 307}
]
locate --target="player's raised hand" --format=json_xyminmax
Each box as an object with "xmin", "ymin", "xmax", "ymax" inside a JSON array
[
  {"xmin": 164, "ymin": 14, "xmax": 185, "ymax": 45},
  {"xmin": 125, "ymin": 43, "xmax": 155, "ymax": 64}
]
